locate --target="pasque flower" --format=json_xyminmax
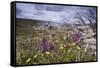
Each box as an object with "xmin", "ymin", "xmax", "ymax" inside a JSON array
[
  {"xmin": 39, "ymin": 38, "xmax": 49, "ymax": 52},
  {"xmin": 71, "ymin": 32, "xmax": 82, "ymax": 43}
]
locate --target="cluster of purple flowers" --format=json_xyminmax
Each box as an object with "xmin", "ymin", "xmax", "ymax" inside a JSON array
[
  {"xmin": 39, "ymin": 30, "xmax": 82, "ymax": 52},
  {"xmin": 39, "ymin": 38, "xmax": 48, "ymax": 51},
  {"xmin": 39, "ymin": 38, "xmax": 55, "ymax": 52},
  {"xmin": 70, "ymin": 32, "xmax": 82, "ymax": 44}
]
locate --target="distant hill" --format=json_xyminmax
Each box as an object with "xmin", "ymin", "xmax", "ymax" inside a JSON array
[
  {"xmin": 16, "ymin": 18, "xmax": 43, "ymax": 28},
  {"xmin": 16, "ymin": 18, "xmax": 92, "ymax": 30},
  {"xmin": 16, "ymin": 18, "xmax": 60, "ymax": 29}
]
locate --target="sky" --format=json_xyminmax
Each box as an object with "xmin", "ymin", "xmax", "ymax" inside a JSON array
[{"xmin": 16, "ymin": 3, "xmax": 96, "ymax": 24}]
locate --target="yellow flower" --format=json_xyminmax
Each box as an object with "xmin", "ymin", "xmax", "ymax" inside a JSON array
[
  {"xmin": 41, "ymin": 54, "xmax": 44, "ymax": 56},
  {"xmin": 60, "ymin": 46, "xmax": 64, "ymax": 50},
  {"xmin": 72, "ymin": 43, "xmax": 76, "ymax": 45},
  {"xmin": 76, "ymin": 46, "xmax": 81, "ymax": 50},
  {"xmin": 45, "ymin": 51, "xmax": 50, "ymax": 55},
  {"xmin": 60, "ymin": 44, "xmax": 63, "ymax": 47},
  {"xmin": 26, "ymin": 58, "xmax": 31, "ymax": 63},
  {"xmin": 64, "ymin": 45, "xmax": 67, "ymax": 47},
  {"xmin": 34, "ymin": 55, "xmax": 38, "ymax": 58}
]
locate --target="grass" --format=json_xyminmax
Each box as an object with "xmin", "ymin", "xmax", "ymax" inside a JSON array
[{"xmin": 16, "ymin": 21, "xmax": 96, "ymax": 65}]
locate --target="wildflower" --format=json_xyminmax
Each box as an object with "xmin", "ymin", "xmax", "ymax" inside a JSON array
[
  {"xmin": 72, "ymin": 43, "xmax": 76, "ymax": 46},
  {"xmin": 39, "ymin": 38, "xmax": 49, "ymax": 52},
  {"xmin": 34, "ymin": 55, "xmax": 38, "ymax": 58},
  {"xmin": 45, "ymin": 51, "xmax": 50, "ymax": 55},
  {"xmin": 41, "ymin": 54, "xmax": 44, "ymax": 56},
  {"xmin": 60, "ymin": 46, "xmax": 64, "ymax": 50},
  {"xmin": 60, "ymin": 44, "xmax": 63, "ymax": 47},
  {"xmin": 64, "ymin": 45, "xmax": 67, "ymax": 47},
  {"xmin": 76, "ymin": 46, "xmax": 81, "ymax": 50},
  {"xmin": 71, "ymin": 32, "xmax": 82, "ymax": 44},
  {"xmin": 26, "ymin": 58, "xmax": 31, "ymax": 63}
]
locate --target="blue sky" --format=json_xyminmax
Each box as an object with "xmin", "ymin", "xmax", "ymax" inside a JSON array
[{"xmin": 16, "ymin": 3, "xmax": 96, "ymax": 23}]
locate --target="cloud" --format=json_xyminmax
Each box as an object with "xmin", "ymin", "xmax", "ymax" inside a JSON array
[{"xmin": 16, "ymin": 3, "xmax": 96, "ymax": 23}]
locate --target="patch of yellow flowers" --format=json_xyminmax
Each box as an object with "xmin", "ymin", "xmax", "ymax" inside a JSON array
[{"xmin": 59, "ymin": 44, "xmax": 67, "ymax": 50}]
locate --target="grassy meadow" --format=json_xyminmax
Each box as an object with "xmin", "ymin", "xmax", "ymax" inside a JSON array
[{"xmin": 16, "ymin": 19, "xmax": 97, "ymax": 65}]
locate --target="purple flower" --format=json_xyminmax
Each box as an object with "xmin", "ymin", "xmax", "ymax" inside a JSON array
[
  {"xmin": 39, "ymin": 38, "xmax": 49, "ymax": 51},
  {"xmin": 71, "ymin": 32, "xmax": 82, "ymax": 43}
]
